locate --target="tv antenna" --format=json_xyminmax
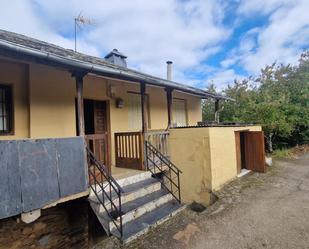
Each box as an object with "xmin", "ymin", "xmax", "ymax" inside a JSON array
[{"xmin": 74, "ymin": 12, "xmax": 93, "ymax": 52}]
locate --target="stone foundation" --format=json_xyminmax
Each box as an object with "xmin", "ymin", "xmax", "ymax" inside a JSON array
[{"xmin": 0, "ymin": 198, "xmax": 88, "ymax": 249}]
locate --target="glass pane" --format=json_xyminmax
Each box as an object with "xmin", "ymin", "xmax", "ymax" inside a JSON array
[
  {"xmin": 0, "ymin": 117, "xmax": 3, "ymax": 131},
  {"xmin": 0, "ymin": 89, "xmax": 2, "ymax": 102},
  {"xmin": 3, "ymin": 103, "xmax": 6, "ymax": 116},
  {"xmin": 3, "ymin": 116, "xmax": 7, "ymax": 131},
  {"xmin": 0, "ymin": 104, "xmax": 2, "ymax": 116}
]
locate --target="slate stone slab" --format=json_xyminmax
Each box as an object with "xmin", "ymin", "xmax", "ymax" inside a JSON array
[
  {"xmin": 0, "ymin": 137, "xmax": 88, "ymax": 218},
  {"xmin": 0, "ymin": 140, "xmax": 22, "ymax": 219},
  {"xmin": 19, "ymin": 139, "xmax": 60, "ymax": 212},
  {"xmin": 55, "ymin": 137, "xmax": 88, "ymax": 197}
]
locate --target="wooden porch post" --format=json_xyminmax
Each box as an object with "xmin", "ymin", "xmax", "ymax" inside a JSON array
[
  {"xmin": 165, "ymin": 87, "xmax": 173, "ymax": 128},
  {"xmin": 140, "ymin": 83, "xmax": 148, "ymax": 133},
  {"xmin": 72, "ymin": 71, "xmax": 87, "ymax": 136}
]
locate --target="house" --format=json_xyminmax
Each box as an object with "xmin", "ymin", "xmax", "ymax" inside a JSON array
[{"xmin": 0, "ymin": 29, "xmax": 266, "ymax": 247}]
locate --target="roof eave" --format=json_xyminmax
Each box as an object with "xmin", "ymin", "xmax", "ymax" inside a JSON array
[{"xmin": 0, "ymin": 38, "xmax": 232, "ymax": 100}]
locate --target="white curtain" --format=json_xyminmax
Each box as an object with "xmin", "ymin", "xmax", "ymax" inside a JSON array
[
  {"xmin": 128, "ymin": 93, "xmax": 142, "ymax": 131},
  {"xmin": 172, "ymin": 99, "xmax": 187, "ymax": 127}
]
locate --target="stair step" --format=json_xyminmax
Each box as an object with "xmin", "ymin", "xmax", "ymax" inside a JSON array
[
  {"xmin": 111, "ymin": 200, "xmax": 185, "ymax": 243},
  {"xmin": 108, "ymin": 190, "xmax": 173, "ymax": 230},
  {"xmin": 116, "ymin": 171, "xmax": 153, "ymax": 187},
  {"xmin": 89, "ymin": 168, "xmax": 170, "ymax": 199},
  {"xmin": 89, "ymin": 171, "xmax": 152, "ymax": 198},
  {"xmin": 89, "ymin": 177, "xmax": 162, "ymax": 212}
]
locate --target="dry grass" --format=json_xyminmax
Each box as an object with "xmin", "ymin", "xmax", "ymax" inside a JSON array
[{"xmin": 273, "ymin": 144, "xmax": 309, "ymax": 158}]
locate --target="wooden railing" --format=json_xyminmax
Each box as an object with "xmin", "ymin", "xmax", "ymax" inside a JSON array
[
  {"xmin": 115, "ymin": 132, "xmax": 144, "ymax": 170},
  {"xmin": 145, "ymin": 130, "xmax": 170, "ymax": 157}
]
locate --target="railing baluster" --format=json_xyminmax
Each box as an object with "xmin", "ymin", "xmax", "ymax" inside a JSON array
[
  {"xmin": 145, "ymin": 140, "xmax": 182, "ymax": 203},
  {"xmin": 86, "ymin": 146, "xmax": 123, "ymax": 238}
]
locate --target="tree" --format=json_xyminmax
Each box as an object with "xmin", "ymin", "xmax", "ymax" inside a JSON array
[{"xmin": 202, "ymin": 51, "xmax": 309, "ymax": 152}]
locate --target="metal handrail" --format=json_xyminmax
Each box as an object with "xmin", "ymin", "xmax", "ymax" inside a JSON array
[
  {"xmin": 145, "ymin": 141, "xmax": 182, "ymax": 203},
  {"xmin": 86, "ymin": 147, "xmax": 124, "ymax": 237}
]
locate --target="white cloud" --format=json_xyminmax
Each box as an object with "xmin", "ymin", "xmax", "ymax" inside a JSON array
[
  {"xmin": 205, "ymin": 69, "xmax": 246, "ymax": 90},
  {"xmin": 230, "ymin": 0, "xmax": 309, "ymax": 74},
  {"xmin": 0, "ymin": 0, "xmax": 229, "ymax": 85},
  {"xmin": 0, "ymin": 0, "xmax": 308, "ymax": 90}
]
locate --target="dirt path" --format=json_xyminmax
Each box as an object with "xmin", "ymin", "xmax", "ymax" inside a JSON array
[{"xmin": 96, "ymin": 153, "xmax": 309, "ymax": 249}]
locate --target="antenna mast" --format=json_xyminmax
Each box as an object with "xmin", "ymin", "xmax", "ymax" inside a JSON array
[{"xmin": 74, "ymin": 13, "xmax": 93, "ymax": 52}]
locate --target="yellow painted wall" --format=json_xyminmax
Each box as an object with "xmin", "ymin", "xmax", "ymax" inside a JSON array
[
  {"xmin": 0, "ymin": 60, "xmax": 29, "ymax": 139},
  {"xmin": 83, "ymin": 78, "xmax": 202, "ymax": 167},
  {"xmin": 0, "ymin": 60, "xmax": 203, "ymax": 167},
  {"xmin": 173, "ymin": 91, "xmax": 202, "ymax": 126},
  {"xmin": 169, "ymin": 127, "xmax": 212, "ymax": 206},
  {"xmin": 148, "ymin": 86, "xmax": 168, "ymax": 130},
  {"xmin": 209, "ymin": 126, "xmax": 262, "ymax": 190},
  {"xmin": 29, "ymin": 64, "xmax": 76, "ymax": 138},
  {"xmin": 169, "ymin": 125, "xmax": 262, "ymax": 205}
]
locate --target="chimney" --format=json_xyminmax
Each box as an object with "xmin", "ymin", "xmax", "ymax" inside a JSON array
[
  {"xmin": 105, "ymin": 49, "xmax": 127, "ymax": 67},
  {"xmin": 166, "ymin": 61, "xmax": 173, "ymax": 81}
]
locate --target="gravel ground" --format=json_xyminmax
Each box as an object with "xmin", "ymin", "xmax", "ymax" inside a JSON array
[{"xmin": 94, "ymin": 153, "xmax": 309, "ymax": 249}]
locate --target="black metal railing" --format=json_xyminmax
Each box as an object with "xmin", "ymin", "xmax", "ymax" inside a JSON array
[
  {"xmin": 86, "ymin": 147, "xmax": 124, "ymax": 237},
  {"xmin": 145, "ymin": 141, "xmax": 182, "ymax": 203}
]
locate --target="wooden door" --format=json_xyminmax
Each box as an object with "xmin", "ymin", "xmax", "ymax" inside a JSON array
[
  {"xmin": 93, "ymin": 101, "xmax": 110, "ymax": 169},
  {"xmin": 244, "ymin": 131, "xmax": 266, "ymax": 173}
]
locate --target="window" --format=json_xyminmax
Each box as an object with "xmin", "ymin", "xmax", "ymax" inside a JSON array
[
  {"xmin": 128, "ymin": 92, "xmax": 150, "ymax": 130},
  {"xmin": 0, "ymin": 85, "xmax": 13, "ymax": 134},
  {"xmin": 172, "ymin": 98, "xmax": 187, "ymax": 127}
]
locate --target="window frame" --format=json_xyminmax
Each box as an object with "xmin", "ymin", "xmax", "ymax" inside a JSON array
[
  {"xmin": 172, "ymin": 97, "xmax": 188, "ymax": 127},
  {"xmin": 127, "ymin": 91, "xmax": 151, "ymax": 131},
  {"xmin": 0, "ymin": 83, "xmax": 14, "ymax": 136}
]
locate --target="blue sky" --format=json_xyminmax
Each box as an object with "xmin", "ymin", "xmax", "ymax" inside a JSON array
[{"xmin": 1, "ymin": 0, "xmax": 308, "ymax": 90}]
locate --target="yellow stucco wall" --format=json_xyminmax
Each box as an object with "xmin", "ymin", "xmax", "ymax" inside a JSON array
[
  {"xmin": 29, "ymin": 64, "xmax": 76, "ymax": 138},
  {"xmin": 0, "ymin": 60, "xmax": 202, "ymax": 167},
  {"xmin": 169, "ymin": 125, "xmax": 262, "ymax": 205},
  {"xmin": 209, "ymin": 126, "xmax": 262, "ymax": 190},
  {"xmin": 173, "ymin": 91, "xmax": 202, "ymax": 126},
  {"xmin": 169, "ymin": 127, "xmax": 212, "ymax": 206},
  {"xmin": 0, "ymin": 60, "xmax": 29, "ymax": 139}
]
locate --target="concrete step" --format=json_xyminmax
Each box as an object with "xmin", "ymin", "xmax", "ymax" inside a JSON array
[
  {"xmin": 89, "ymin": 177, "xmax": 161, "ymax": 210},
  {"xmin": 88, "ymin": 169, "xmax": 182, "ymax": 242},
  {"xmin": 108, "ymin": 190, "xmax": 173, "ymax": 231},
  {"xmin": 89, "ymin": 171, "xmax": 155, "ymax": 199},
  {"xmin": 111, "ymin": 200, "xmax": 185, "ymax": 243},
  {"xmin": 116, "ymin": 171, "xmax": 153, "ymax": 187}
]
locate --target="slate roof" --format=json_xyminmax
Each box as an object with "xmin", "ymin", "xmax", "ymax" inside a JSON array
[{"xmin": 0, "ymin": 29, "xmax": 232, "ymax": 100}]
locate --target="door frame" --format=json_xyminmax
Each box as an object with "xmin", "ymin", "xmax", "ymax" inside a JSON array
[
  {"xmin": 235, "ymin": 130, "xmax": 266, "ymax": 174},
  {"xmin": 76, "ymin": 98, "xmax": 112, "ymax": 171},
  {"xmin": 235, "ymin": 129, "xmax": 249, "ymax": 174}
]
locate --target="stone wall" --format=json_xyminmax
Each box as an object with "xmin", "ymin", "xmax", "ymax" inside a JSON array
[{"xmin": 0, "ymin": 198, "xmax": 88, "ymax": 249}]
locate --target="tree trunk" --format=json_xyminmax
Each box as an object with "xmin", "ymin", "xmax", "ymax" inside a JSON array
[{"xmin": 265, "ymin": 133, "xmax": 274, "ymax": 153}]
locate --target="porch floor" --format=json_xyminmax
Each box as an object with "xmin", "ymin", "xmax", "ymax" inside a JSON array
[{"xmin": 110, "ymin": 166, "xmax": 145, "ymax": 180}]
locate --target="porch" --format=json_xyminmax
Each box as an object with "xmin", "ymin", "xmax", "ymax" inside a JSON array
[{"xmin": 86, "ymin": 129, "xmax": 170, "ymax": 177}]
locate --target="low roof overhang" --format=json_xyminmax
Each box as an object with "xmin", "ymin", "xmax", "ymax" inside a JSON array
[{"xmin": 0, "ymin": 38, "xmax": 233, "ymax": 101}]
